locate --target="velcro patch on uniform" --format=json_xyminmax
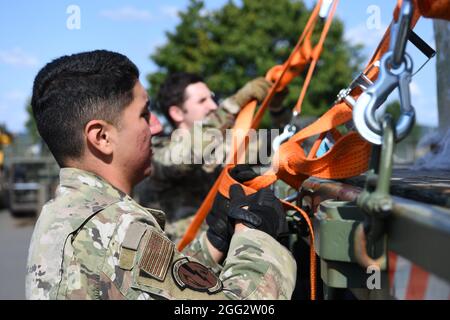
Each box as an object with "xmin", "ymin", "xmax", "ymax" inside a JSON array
[
  {"xmin": 122, "ymin": 222, "xmax": 148, "ymax": 250},
  {"xmin": 172, "ymin": 258, "xmax": 223, "ymax": 294},
  {"xmin": 138, "ymin": 229, "xmax": 174, "ymax": 281},
  {"xmin": 118, "ymin": 248, "xmax": 136, "ymax": 270}
]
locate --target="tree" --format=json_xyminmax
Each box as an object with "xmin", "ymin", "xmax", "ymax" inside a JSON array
[
  {"xmin": 25, "ymin": 100, "xmax": 40, "ymax": 143},
  {"xmin": 147, "ymin": 0, "xmax": 363, "ymax": 125},
  {"xmin": 25, "ymin": 100, "xmax": 52, "ymax": 156}
]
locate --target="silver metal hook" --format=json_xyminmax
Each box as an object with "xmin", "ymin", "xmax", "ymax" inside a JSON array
[
  {"xmin": 352, "ymin": 0, "xmax": 415, "ymax": 145},
  {"xmin": 390, "ymin": 0, "xmax": 414, "ymax": 68},
  {"xmin": 272, "ymin": 124, "xmax": 297, "ymax": 152},
  {"xmin": 353, "ymin": 52, "xmax": 415, "ymax": 145}
]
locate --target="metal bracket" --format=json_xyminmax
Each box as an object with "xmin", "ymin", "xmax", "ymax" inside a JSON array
[
  {"xmin": 334, "ymin": 61, "xmax": 379, "ymax": 108},
  {"xmin": 356, "ymin": 115, "xmax": 395, "ymax": 262},
  {"xmin": 272, "ymin": 123, "xmax": 297, "ymax": 152}
]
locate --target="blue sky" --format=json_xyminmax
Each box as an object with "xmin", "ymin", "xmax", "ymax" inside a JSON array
[{"xmin": 0, "ymin": 0, "xmax": 438, "ymax": 133}]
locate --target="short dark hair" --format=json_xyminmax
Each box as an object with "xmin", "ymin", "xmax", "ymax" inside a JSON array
[
  {"xmin": 31, "ymin": 50, "xmax": 139, "ymax": 167},
  {"xmin": 156, "ymin": 72, "xmax": 204, "ymax": 128}
]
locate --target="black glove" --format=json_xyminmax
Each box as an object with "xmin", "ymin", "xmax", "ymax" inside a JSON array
[
  {"xmin": 228, "ymin": 184, "xmax": 289, "ymax": 240},
  {"xmin": 206, "ymin": 165, "xmax": 259, "ymax": 253},
  {"xmin": 206, "ymin": 191, "xmax": 233, "ymax": 253},
  {"xmin": 229, "ymin": 164, "xmax": 258, "ymax": 183}
]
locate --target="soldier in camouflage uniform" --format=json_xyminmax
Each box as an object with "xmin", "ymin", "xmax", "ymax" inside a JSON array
[
  {"xmin": 135, "ymin": 72, "xmax": 290, "ymax": 243},
  {"xmin": 26, "ymin": 50, "xmax": 296, "ymax": 300}
]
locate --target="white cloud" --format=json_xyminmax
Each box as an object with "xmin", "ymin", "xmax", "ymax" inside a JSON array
[
  {"xmin": 160, "ymin": 6, "xmax": 180, "ymax": 19},
  {"xmin": 345, "ymin": 23, "xmax": 387, "ymax": 49},
  {"xmin": 0, "ymin": 47, "xmax": 39, "ymax": 67},
  {"xmin": 100, "ymin": 6, "xmax": 152, "ymax": 22}
]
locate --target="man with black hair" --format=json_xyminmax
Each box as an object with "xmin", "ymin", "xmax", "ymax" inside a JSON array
[
  {"xmin": 136, "ymin": 72, "xmax": 290, "ymax": 243},
  {"xmin": 25, "ymin": 50, "xmax": 296, "ymax": 300}
]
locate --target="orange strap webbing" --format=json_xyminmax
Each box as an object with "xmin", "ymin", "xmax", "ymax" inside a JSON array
[
  {"xmin": 416, "ymin": 0, "xmax": 450, "ymax": 20},
  {"xmin": 178, "ymin": 1, "xmax": 421, "ymax": 300},
  {"xmin": 178, "ymin": 1, "xmax": 337, "ymax": 301},
  {"xmin": 178, "ymin": 0, "xmax": 332, "ymax": 251}
]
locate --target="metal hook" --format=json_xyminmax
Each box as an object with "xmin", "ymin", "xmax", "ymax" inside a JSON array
[
  {"xmin": 272, "ymin": 124, "xmax": 297, "ymax": 152},
  {"xmin": 390, "ymin": 0, "xmax": 414, "ymax": 68},
  {"xmin": 352, "ymin": 1, "xmax": 415, "ymax": 145},
  {"xmin": 353, "ymin": 52, "xmax": 415, "ymax": 145}
]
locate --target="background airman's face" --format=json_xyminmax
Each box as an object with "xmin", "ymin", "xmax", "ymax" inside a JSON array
[{"xmin": 179, "ymin": 82, "xmax": 218, "ymax": 129}]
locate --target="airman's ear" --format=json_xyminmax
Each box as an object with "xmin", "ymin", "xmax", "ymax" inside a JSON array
[
  {"xmin": 84, "ymin": 120, "xmax": 114, "ymax": 156},
  {"xmin": 168, "ymin": 105, "xmax": 184, "ymax": 124}
]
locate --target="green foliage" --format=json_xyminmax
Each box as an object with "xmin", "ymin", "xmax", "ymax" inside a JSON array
[
  {"xmin": 147, "ymin": 0, "xmax": 363, "ymax": 125},
  {"xmin": 0, "ymin": 123, "xmax": 11, "ymax": 136},
  {"xmin": 25, "ymin": 100, "xmax": 40, "ymax": 143}
]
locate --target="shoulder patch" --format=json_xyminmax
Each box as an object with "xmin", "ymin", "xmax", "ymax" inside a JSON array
[
  {"xmin": 119, "ymin": 222, "xmax": 149, "ymax": 270},
  {"xmin": 138, "ymin": 229, "xmax": 174, "ymax": 281},
  {"xmin": 172, "ymin": 258, "xmax": 223, "ymax": 294},
  {"xmin": 122, "ymin": 222, "xmax": 148, "ymax": 250}
]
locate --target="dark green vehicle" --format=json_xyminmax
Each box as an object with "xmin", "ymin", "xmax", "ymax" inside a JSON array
[{"xmin": 7, "ymin": 157, "xmax": 59, "ymax": 217}]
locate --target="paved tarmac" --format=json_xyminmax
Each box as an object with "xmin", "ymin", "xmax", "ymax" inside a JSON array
[{"xmin": 0, "ymin": 209, "xmax": 36, "ymax": 299}]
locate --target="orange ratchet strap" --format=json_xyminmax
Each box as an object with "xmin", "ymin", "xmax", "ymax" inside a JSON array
[
  {"xmin": 416, "ymin": 0, "xmax": 450, "ymax": 20},
  {"xmin": 179, "ymin": 0, "xmax": 335, "ymax": 252},
  {"xmin": 178, "ymin": 0, "xmax": 421, "ymax": 300}
]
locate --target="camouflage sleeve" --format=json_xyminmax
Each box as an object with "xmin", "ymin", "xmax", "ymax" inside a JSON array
[
  {"xmin": 222, "ymin": 228, "xmax": 297, "ymax": 299},
  {"xmin": 203, "ymin": 100, "xmax": 239, "ymax": 133},
  {"xmin": 183, "ymin": 228, "xmax": 297, "ymax": 300},
  {"xmin": 150, "ymin": 103, "xmax": 238, "ymax": 182},
  {"xmin": 101, "ymin": 213, "xmax": 295, "ymax": 300},
  {"xmin": 164, "ymin": 216, "xmax": 210, "ymax": 253},
  {"xmin": 150, "ymin": 135, "xmax": 196, "ymax": 181},
  {"xmin": 181, "ymin": 231, "xmax": 223, "ymax": 274}
]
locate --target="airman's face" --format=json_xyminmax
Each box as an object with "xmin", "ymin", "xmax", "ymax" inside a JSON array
[
  {"xmin": 179, "ymin": 82, "xmax": 218, "ymax": 128},
  {"xmin": 114, "ymin": 81, "xmax": 162, "ymax": 184}
]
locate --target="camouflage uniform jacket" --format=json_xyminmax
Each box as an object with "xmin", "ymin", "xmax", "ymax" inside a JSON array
[{"xmin": 26, "ymin": 168, "xmax": 296, "ymax": 300}]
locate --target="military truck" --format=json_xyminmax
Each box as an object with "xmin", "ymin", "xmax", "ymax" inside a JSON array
[
  {"xmin": 6, "ymin": 157, "xmax": 59, "ymax": 217},
  {"xmin": 0, "ymin": 128, "xmax": 12, "ymax": 208}
]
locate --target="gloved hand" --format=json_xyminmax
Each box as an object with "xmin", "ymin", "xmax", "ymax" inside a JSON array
[
  {"xmin": 234, "ymin": 77, "xmax": 272, "ymax": 107},
  {"xmin": 268, "ymin": 87, "xmax": 289, "ymax": 113},
  {"xmin": 229, "ymin": 164, "xmax": 258, "ymax": 183},
  {"xmin": 206, "ymin": 165, "xmax": 259, "ymax": 253},
  {"xmin": 206, "ymin": 191, "xmax": 233, "ymax": 253},
  {"xmin": 221, "ymin": 78, "xmax": 271, "ymax": 113},
  {"xmin": 228, "ymin": 184, "xmax": 289, "ymax": 240}
]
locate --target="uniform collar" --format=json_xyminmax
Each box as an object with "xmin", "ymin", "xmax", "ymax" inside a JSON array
[
  {"xmin": 58, "ymin": 167, "xmax": 166, "ymax": 229},
  {"xmin": 59, "ymin": 167, "xmax": 128, "ymax": 200}
]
